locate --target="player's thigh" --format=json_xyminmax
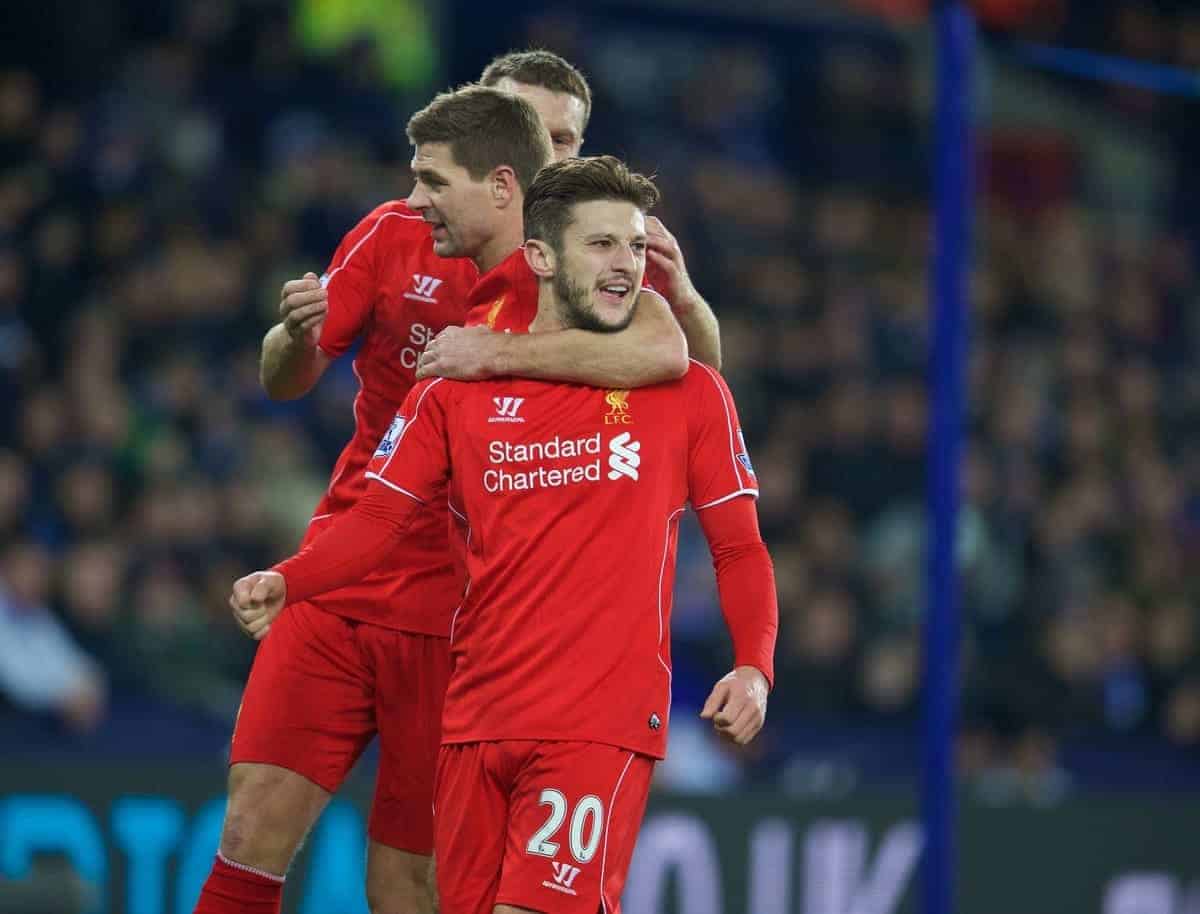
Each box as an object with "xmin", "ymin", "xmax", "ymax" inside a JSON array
[
  {"xmin": 230, "ymin": 601, "xmax": 378, "ymax": 794},
  {"xmin": 221, "ymin": 762, "xmax": 331, "ymax": 870},
  {"xmin": 497, "ymin": 742, "xmax": 655, "ymax": 914},
  {"xmin": 434, "ymin": 743, "xmax": 513, "ymax": 914},
  {"xmin": 367, "ymin": 631, "xmax": 451, "ymax": 856}
]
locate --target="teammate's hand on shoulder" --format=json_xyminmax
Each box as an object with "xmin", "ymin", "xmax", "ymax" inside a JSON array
[
  {"xmin": 416, "ymin": 325, "xmax": 501, "ymax": 381},
  {"xmin": 279, "ymin": 272, "xmax": 328, "ymax": 347},
  {"xmin": 700, "ymin": 665, "xmax": 769, "ymax": 746},
  {"xmin": 645, "ymin": 216, "xmax": 700, "ymax": 317},
  {"xmin": 229, "ymin": 571, "xmax": 287, "ymax": 641}
]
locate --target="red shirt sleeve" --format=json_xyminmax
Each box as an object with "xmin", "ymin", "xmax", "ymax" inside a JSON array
[
  {"xmin": 316, "ymin": 205, "xmax": 391, "ymax": 358},
  {"xmin": 696, "ymin": 494, "xmax": 778, "ymax": 688},
  {"xmin": 364, "ymin": 378, "xmax": 453, "ymax": 502},
  {"xmin": 274, "ymin": 379, "xmax": 454, "ymax": 604},
  {"xmin": 274, "ymin": 493, "xmax": 424, "ymax": 605},
  {"xmin": 686, "ymin": 364, "xmax": 758, "ymax": 509}
]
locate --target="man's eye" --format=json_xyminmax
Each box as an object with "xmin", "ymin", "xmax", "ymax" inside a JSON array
[{"xmin": 592, "ymin": 239, "xmax": 612, "ymax": 248}]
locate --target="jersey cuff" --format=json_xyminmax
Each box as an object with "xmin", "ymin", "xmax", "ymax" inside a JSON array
[{"xmin": 694, "ymin": 488, "xmax": 759, "ymax": 511}]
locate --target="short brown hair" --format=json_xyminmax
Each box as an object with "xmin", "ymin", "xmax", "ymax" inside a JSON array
[
  {"xmin": 524, "ymin": 155, "xmax": 660, "ymax": 253},
  {"xmin": 479, "ymin": 50, "xmax": 592, "ymax": 130},
  {"xmin": 407, "ymin": 85, "xmax": 551, "ymax": 192}
]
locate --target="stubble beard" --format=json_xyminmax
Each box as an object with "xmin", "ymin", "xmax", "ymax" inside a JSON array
[{"xmin": 553, "ymin": 268, "xmax": 636, "ymax": 334}]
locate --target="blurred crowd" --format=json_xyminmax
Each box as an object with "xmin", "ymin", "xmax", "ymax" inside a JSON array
[{"xmin": 1, "ymin": 0, "xmax": 1197, "ymax": 795}]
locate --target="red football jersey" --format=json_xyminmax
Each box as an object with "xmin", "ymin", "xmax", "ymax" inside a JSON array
[
  {"xmin": 464, "ymin": 248, "xmax": 671, "ymax": 332},
  {"xmin": 463, "ymin": 247, "xmax": 536, "ymax": 331},
  {"xmin": 303, "ymin": 201, "xmax": 479, "ymax": 635},
  {"xmin": 362, "ymin": 363, "xmax": 759, "ymax": 758}
]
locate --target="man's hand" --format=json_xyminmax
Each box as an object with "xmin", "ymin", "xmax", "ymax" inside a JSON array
[
  {"xmin": 230, "ymin": 571, "xmax": 287, "ymax": 641},
  {"xmin": 700, "ymin": 666, "xmax": 769, "ymax": 745},
  {"xmin": 645, "ymin": 216, "xmax": 701, "ymax": 317},
  {"xmin": 279, "ymin": 272, "xmax": 328, "ymax": 346},
  {"xmin": 416, "ymin": 325, "xmax": 503, "ymax": 380}
]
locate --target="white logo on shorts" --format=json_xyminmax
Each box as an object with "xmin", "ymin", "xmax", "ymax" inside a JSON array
[
  {"xmin": 552, "ymin": 862, "xmax": 581, "ymax": 888},
  {"xmin": 542, "ymin": 861, "xmax": 582, "ymax": 895}
]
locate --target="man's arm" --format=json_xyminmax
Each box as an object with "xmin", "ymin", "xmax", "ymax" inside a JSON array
[
  {"xmin": 695, "ymin": 495, "xmax": 777, "ymax": 745},
  {"xmin": 645, "ymin": 216, "xmax": 721, "ymax": 370},
  {"xmin": 230, "ymin": 488, "xmax": 425, "ymax": 638},
  {"xmin": 231, "ymin": 381, "xmax": 453, "ymax": 637},
  {"xmin": 684, "ymin": 365, "xmax": 770, "ymax": 744},
  {"xmin": 260, "ymin": 273, "xmax": 332, "ymax": 399},
  {"xmin": 670, "ymin": 293, "xmax": 721, "ymax": 371},
  {"xmin": 278, "ymin": 487, "xmax": 425, "ymax": 604},
  {"xmin": 417, "ymin": 289, "xmax": 688, "ymax": 388}
]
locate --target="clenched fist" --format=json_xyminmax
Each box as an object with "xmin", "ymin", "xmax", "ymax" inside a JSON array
[
  {"xmin": 230, "ymin": 571, "xmax": 287, "ymax": 640},
  {"xmin": 279, "ymin": 272, "xmax": 328, "ymax": 346},
  {"xmin": 700, "ymin": 666, "xmax": 769, "ymax": 745}
]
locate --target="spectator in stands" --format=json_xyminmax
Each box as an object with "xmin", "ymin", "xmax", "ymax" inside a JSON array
[{"xmin": 0, "ymin": 541, "xmax": 107, "ymax": 732}]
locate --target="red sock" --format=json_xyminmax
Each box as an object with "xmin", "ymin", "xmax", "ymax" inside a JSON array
[{"xmin": 193, "ymin": 853, "xmax": 285, "ymax": 914}]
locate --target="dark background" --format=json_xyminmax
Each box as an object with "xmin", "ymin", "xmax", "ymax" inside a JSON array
[{"xmin": 2, "ymin": 0, "xmax": 1199, "ymax": 814}]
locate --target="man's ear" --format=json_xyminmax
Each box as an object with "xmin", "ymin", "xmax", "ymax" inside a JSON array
[
  {"xmin": 491, "ymin": 165, "xmax": 518, "ymax": 208},
  {"xmin": 524, "ymin": 239, "xmax": 556, "ymax": 279}
]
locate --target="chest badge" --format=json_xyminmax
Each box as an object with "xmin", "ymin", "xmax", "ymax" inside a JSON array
[
  {"xmin": 603, "ymin": 389, "xmax": 633, "ymax": 425},
  {"xmin": 484, "ymin": 295, "xmax": 506, "ymax": 329}
]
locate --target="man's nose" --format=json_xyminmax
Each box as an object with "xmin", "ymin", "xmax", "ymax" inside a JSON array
[
  {"xmin": 407, "ymin": 184, "xmax": 430, "ymax": 211},
  {"xmin": 611, "ymin": 242, "xmax": 637, "ymax": 271}
]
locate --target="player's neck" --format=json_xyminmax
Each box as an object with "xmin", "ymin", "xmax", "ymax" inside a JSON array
[
  {"xmin": 472, "ymin": 222, "xmax": 525, "ymax": 275},
  {"xmin": 528, "ymin": 287, "xmax": 568, "ymax": 334}
]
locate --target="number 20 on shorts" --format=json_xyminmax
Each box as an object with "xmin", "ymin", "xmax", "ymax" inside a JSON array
[{"xmin": 526, "ymin": 789, "xmax": 605, "ymax": 864}]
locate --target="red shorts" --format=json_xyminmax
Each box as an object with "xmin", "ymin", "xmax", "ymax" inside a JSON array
[
  {"xmin": 435, "ymin": 741, "xmax": 654, "ymax": 914},
  {"xmin": 230, "ymin": 600, "xmax": 450, "ymax": 854}
]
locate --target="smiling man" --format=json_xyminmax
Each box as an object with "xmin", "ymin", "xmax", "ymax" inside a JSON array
[
  {"xmin": 199, "ymin": 76, "xmax": 701, "ymax": 914},
  {"xmin": 229, "ymin": 157, "xmax": 778, "ymax": 914},
  {"xmin": 198, "ymin": 86, "xmax": 553, "ymax": 914},
  {"xmin": 404, "ymin": 92, "xmax": 547, "ymax": 275}
]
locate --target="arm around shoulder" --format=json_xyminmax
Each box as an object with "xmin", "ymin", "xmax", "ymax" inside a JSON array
[
  {"xmin": 673, "ymin": 289, "xmax": 721, "ymax": 371},
  {"xmin": 479, "ymin": 289, "xmax": 687, "ymax": 389},
  {"xmin": 631, "ymin": 289, "xmax": 690, "ymax": 383}
]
